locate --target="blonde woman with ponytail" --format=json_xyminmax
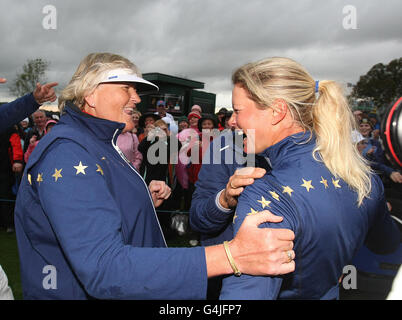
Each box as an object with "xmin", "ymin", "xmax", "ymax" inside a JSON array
[{"xmin": 220, "ymin": 57, "xmax": 400, "ymax": 300}]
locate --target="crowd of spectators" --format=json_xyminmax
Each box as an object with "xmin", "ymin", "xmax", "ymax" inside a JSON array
[
  {"xmin": 1, "ymin": 98, "xmax": 401, "ymax": 244},
  {"xmin": 117, "ymin": 103, "xmax": 234, "ymax": 244},
  {"xmin": 0, "ymin": 108, "xmax": 59, "ymax": 233},
  {"xmin": 0, "ymin": 83, "xmax": 401, "ymax": 299},
  {"xmin": 352, "ymin": 110, "xmax": 402, "ymax": 184},
  {"xmin": 0, "ymin": 99, "xmax": 234, "ymax": 244}
]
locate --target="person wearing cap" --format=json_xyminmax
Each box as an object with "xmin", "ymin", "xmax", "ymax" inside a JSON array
[
  {"xmin": 357, "ymin": 117, "xmax": 374, "ymax": 157},
  {"xmin": 137, "ymin": 112, "xmax": 160, "ymax": 143},
  {"xmin": 155, "ymin": 100, "xmax": 174, "ymax": 121},
  {"xmin": 138, "ymin": 112, "xmax": 160, "ymax": 128},
  {"xmin": 187, "ymin": 110, "xmax": 201, "ymax": 134},
  {"xmin": 368, "ymin": 113, "xmax": 381, "ymax": 131},
  {"xmin": 191, "ymin": 104, "xmax": 202, "ymax": 114},
  {"xmin": 14, "ymin": 52, "xmax": 295, "ymax": 300},
  {"xmin": 20, "ymin": 118, "xmax": 30, "ymax": 130},
  {"xmin": 45, "ymin": 119, "xmax": 57, "ymax": 133},
  {"xmin": 177, "ymin": 116, "xmax": 189, "ymax": 132},
  {"xmin": 18, "ymin": 118, "xmax": 32, "ymax": 148},
  {"xmin": 154, "ymin": 100, "xmax": 178, "ymax": 135}
]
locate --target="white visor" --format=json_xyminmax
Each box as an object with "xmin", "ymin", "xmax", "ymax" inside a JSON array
[{"xmin": 99, "ymin": 68, "xmax": 159, "ymax": 95}]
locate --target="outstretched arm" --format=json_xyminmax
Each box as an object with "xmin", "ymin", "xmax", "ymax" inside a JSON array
[{"xmin": 0, "ymin": 82, "xmax": 58, "ymax": 134}]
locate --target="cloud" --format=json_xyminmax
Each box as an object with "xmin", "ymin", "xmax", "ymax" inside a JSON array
[{"xmin": 0, "ymin": 0, "xmax": 401, "ymax": 108}]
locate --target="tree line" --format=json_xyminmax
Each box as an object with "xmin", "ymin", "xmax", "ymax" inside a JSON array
[{"xmin": 7, "ymin": 57, "xmax": 402, "ymax": 113}]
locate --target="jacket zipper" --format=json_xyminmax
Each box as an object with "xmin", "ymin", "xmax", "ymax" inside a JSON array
[{"xmin": 111, "ymin": 129, "xmax": 167, "ymax": 247}]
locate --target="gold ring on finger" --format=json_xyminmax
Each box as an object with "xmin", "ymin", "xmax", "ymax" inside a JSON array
[{"xmin": 286, "ymin": 250, "xmax": 293, "ymax": 263}]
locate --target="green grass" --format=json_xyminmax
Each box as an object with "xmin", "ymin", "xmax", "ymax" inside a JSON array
[
  {"xmin": 0, "ymin": 228, "xmax": 194, "ymax": 300},
  {"xmin": 0, "ymin": 230, "xmax": 22, "ymax": 300}
]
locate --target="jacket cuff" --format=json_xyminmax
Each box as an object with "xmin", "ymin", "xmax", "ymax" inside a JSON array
[
  {"xmin": 27, "ymin": 92, "xmax": 41, "ymax": 108},
  {"xmin": 203, "ymin": 190, "xmax": 233, "ymax": 225},
  {"xmin": 215, "ymin": 189, "xmax": 233, "ymax": 213}
]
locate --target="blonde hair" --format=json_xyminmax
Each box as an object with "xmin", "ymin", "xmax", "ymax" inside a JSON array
[
  {"xmin": 58, "ymin": 53, "xmax": 141, "ymax": 112},
  {"xmin": 154, "ymin": 119, "xmax": 168, "ymax": 128},
  {"xmin": 232, "ymin": 57, "xmax": 372, "ymax": 206}
]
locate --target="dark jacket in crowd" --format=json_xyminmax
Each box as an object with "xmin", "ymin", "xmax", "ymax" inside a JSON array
[
  {"xmin": 0, "ymin": 93, "xmax": 39, "ymax": 134},
  {"xmin": 138, "ymin": 134, "xmax": 171, "ymax": 186}
]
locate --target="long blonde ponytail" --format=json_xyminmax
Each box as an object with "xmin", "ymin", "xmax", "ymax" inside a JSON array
[
  {"xmin": 232, "ymin": 57, "xmax": 372, "ymax": 206},
  {"xmin": 312, "ymin": 80, "xmax": 372, "ymax": 205}
]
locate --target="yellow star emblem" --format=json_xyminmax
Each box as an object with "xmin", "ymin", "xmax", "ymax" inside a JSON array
[
  {"xmin": 282, "ymin": 186, "xmax": 294, "ymax": 197},
  {"xmin": 96, "ymin": 164, "xmax": 104, "ymax": 176},
  {"xmin": 301, "ymin": 179, "xmax": 314, "ymax": 192},
  {"xmin": 269, "ymin": 191, "xmax": 280, "ymax": 201},
  {"xmin": 27, "ymin": 173, "xmax": 32, "ymax": 185},
  {"xmin": 332, "ymin": 178, "xmax": 341, "ymax": 189},
  {"xmin": 247, "ymin": 208, "xmax": 259, "ymax": 216},
  {"xmin": 52, "ymin": 168, "xmax": 63, "ymax": 182},
  {"xmin": 233, "ymin": 213, "xmax": 238, "ymax": 224},
  {"xmin": 74, "ymin": 161, "xmax": 88, "ymax": 175},
  {"xmin": 320, "ymin": 177, "xmax": 328, "ymax": 189},
  {"xmin": 257, "ymin": 196, "xmax": 271, "ymax": 209},
  {"xmin": 36, "ymin": 173, "xmax": 43, "ymax": 185}
]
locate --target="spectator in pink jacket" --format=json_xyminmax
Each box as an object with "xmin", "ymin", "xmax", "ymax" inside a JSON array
[
  {"xmin": 117, "ymin": 131, "xmax": 143, "ymax": 171},
  {"xmin": 24, "ymin": 119, "xmax": 57, "ymax": 164}
]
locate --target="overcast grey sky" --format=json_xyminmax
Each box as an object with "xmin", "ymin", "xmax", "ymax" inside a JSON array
[{"xmin": 0, "ymin": 0, "xmax": 401, "ymax": 109}]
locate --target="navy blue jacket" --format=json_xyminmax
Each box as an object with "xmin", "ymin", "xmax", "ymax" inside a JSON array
[
  {"xmin": 15, "ymin": 103, "xmax": 207, "ymax": 299},
  {"xmin": 190, "ymin": 130, "xmax": 243, "ymax": 246},
  {"xmin": 363, "ymin": 138, "xmax": 396, "ymax": 178},
  {"xmin": 220, "ymin": 133, "xmax": 400, "ymax": 300},
  {"xmin": 0, "ymin": 93, "xmax": 39, "ymax": 133}
]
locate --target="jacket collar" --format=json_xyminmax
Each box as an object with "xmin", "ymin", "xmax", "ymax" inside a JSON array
[
  {"xmin": 258, "ymin": 132, "xmax": 316, "ymax": 170},
  {"xmin": 61, "ymin": 101, "xmax": 126, "ymax": 143}
]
